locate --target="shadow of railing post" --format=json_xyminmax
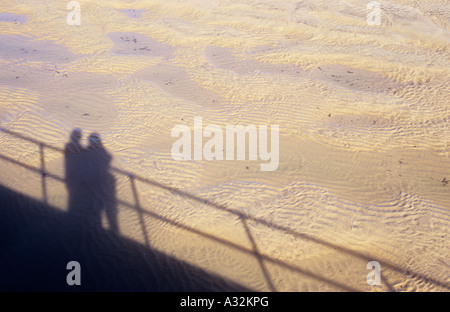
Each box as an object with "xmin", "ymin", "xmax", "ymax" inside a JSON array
[
  {"xmin": 240, "ymin": 216, "xmax": 276, "ymax": 291},
  {"xmin": 129, "ymin": 173, "xmax": 150, "ymax": 249},
  {"xmin": 1, "ymin": 126, "xmax": 449, "ymax": 292},
  {"xmin": 39, "ymin": 143, "xmax": 47, "ymax": 204}
]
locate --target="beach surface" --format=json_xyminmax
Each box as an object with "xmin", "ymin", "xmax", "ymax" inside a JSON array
[{"xmin": 0, "ymin": 0, "xmax": 449, "ymax": 291}]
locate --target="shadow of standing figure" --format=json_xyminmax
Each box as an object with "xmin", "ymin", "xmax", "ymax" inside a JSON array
[
  {"xmin": 86, "ymin": 133, "xmax": 118, "ymax": 234},
  {"xmin": 64, "ymin": 129, "xmax": 119, "ymax": 237}
]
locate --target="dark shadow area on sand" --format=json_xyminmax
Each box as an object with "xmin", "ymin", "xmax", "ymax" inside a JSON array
[
  {"xmin": 0, "ymin": 183, "xmax": 248, "ymax": 291},
  {"xmin": 0, "ymin": 129, "xmax": 247, "ymax": 291}
]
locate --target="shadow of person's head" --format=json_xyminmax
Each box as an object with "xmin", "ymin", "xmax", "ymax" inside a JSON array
[
  {"xmin": 66, "ymin": 128, "xmax": 83, "ymax": 154},
  {"xmin": 88, "ymin": 132, "xmax": 106, "ymax": 150},
  {"xmin": 70, "ymin": 128, "xmax": 82, "ymax": 144}
]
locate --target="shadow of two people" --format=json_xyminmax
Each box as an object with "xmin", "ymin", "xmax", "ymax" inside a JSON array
[
  {"xmin": 0, "ymin": 128, "xmax": 250, "ymax": 291},
  {"xmin": 64, "ymin": 129, "xmax": 118, "ymax": 235}
]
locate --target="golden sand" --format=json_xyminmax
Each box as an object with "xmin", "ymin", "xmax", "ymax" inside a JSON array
[{"xmin": 0, "ymin": 0, "xmax": 449, "ymax": 291}]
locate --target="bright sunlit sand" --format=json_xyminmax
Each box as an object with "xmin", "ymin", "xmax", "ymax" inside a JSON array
[{"xmin": 0, "ymin": 0, "xmax": 449, "ymax": 291}]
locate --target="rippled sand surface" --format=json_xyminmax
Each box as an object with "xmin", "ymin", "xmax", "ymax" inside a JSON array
[{"xmin": 0, "ymin": 0, "xmax": 449, "ymax": 291}]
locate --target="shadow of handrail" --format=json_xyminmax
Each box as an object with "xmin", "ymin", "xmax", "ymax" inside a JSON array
[{"xmin": 1, "ymin": 126, "xmax": 448, "ymax": 291}]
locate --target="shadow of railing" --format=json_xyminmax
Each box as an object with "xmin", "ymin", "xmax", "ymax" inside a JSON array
[{"xmin": 1, "ymin": 126, "xmax": 448, "ymax": 291}]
